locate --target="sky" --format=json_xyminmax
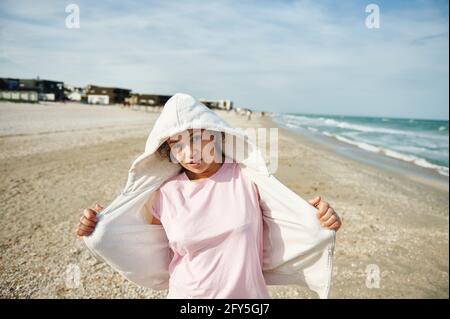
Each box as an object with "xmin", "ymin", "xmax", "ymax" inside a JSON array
[{"xmin": 0, "ymin": 0, "xmax": 448, "ymax": 120}]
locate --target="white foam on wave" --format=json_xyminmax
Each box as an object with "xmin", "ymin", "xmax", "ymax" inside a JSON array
[
  {"xmin": 275, "ymin": 113, "xmax": 448, "ymax": 140},
  {"xmin": 333, "ymin": 134, "xmax": 381, "ymax": 152},
  {"xmin": 323, "ymin": 132, "xmax": 449, "ymax": 176},
  {"xmin": 271, "ymin": 113, "xmax": 449, "ymax": 176}
]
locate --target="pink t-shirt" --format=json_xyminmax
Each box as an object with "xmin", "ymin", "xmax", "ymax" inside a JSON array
[{"xmin": 152, "ymin": 159, "xmax": 270, "ymax": 299}]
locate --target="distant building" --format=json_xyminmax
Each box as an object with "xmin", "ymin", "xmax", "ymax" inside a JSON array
[
  {"xmin": 64, "ymin": 84, "xmax": 86, "ymax": 102},
  {"xmin": 35, "ymin": 79, "xmax": 64, "ymax": 101},
  {"xmin": 0, "ymin": 78, "xmax": 20, "ymax": 90},
  {"xmin": 86, "ymin": 85, "xmax": 131, "ymax": 105},
  {"xmin": 126, "ymin": 93, "xmax": 172, "ymax": 107},
  {"xmin": 0, "ymin": 86, "xmax": 39, "ymax": 102},
  {"xmin": 199, "ymin": 99, "xmax": 233, "ymax": 111},
  {"xmin": 0, "ymin": 77, "xmax": 63, "ymax": 102}
]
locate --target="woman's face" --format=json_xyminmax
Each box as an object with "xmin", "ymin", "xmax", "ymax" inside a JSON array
[{"xmin": 167, "ymin": 129, "xmax": 223, "ymax": 173}]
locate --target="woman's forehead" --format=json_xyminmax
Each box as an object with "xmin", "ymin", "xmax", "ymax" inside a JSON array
[{"xmin": 168, "ymin": 129, "xmax": 205, "ymax": 142}]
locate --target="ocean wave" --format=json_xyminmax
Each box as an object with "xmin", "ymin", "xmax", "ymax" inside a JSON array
[
  {"xmin": 333, "ymin": 134, "xmax": 381, "ymax": 152},
  {"xmin": 274, "ymin": 113, "xmax": 448, "ymax": 139},
  {"xmin": 271, "ymin": 113, "xmax": 449, "ymax": 176},
  {"xmin": 322, "ymin": 132, "xmax": 449, "ymax": 176},
  {"xmin": 341, "ymin": 131, "xmax": 447, "ymax": 152},
  {"xmin": 393, "ymin": 145, "xmax": 449, "ymax": 155}
]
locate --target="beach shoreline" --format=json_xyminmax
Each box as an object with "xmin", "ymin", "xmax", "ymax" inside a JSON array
[
  {"xmin": 0, "ymin": 102, "xmax": 448, "ymax": 298},
  {"xmin": 266, "ymin": 114, "xmax": 449, "ymax": 193}
]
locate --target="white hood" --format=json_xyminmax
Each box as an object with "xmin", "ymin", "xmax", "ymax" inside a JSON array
[{"xmin": 83, "ymin": 93, "xmax": 336, "ymax": 298}]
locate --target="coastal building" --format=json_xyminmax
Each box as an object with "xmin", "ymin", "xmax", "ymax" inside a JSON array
[
  {"xmin": 86, "ymin": 85, "xmax": 131, "ymax": 105},
  {"xmin": 64, "ymin": 84, "xmax": 86, "ymax": 102},
  {"xmin": 0, "ymin": 77, "xmax": 64, "ymax": 102},
  {"xmin": 0, "ymin": 78, "xmax": 38, "ymax": 102},
  {"xmin": 126, "ymin": 93, "xmax": 172, "ymax": 107},
  {"xmin": 35, "ymin": 79, "xmax": 65, "ymax": 101},
  {"xmin": 0, "ymin": 77, "xmax": 20, "ymax": 91},
  {"xmin": 199, "ymin": 99, "xmax": 233, "ymax": 111}
]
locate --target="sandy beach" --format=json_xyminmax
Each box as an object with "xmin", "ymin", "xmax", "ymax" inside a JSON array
[{"xmin": 0, "ymin": 101, "xmax": 448, "ymax": 298}]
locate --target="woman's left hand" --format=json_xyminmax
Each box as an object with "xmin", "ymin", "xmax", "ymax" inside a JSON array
[{"xmin": 308, "ymin": 196, "xmax": 342, "ymax": 231}]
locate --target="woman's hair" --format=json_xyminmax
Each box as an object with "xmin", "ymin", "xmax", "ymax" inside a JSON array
[{"xmin": 156, "ymin": 140, "xmax": 171, "ymax": 159}]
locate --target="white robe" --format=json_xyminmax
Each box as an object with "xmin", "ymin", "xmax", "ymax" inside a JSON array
[{"xmin": 83, "ymin": 93, "xmax": 336, "ymax": 299}]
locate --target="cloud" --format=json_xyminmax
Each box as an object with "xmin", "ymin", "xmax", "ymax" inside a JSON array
[
  {"xmin": 0, "ymin": 0, "xmax": 448, "ymax": 119},
  {"xmin": 411, "ymin": 32, "xmax": 449, "ymax": 45}
]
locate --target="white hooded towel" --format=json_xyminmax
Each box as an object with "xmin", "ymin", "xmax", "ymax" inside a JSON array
[{"xmin": 83, "ymin": 93, "xmax": 336, "ymax": 298}]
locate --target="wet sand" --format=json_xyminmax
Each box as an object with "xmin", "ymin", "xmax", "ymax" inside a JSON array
[{"xmin": 0, "ymin": 101, "xmax": 448, "ymax": 298}]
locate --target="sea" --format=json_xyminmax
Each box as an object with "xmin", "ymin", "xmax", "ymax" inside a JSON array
[{"xmin": 271, "ymin": 113, "xmax": 449, "ymax": 177}]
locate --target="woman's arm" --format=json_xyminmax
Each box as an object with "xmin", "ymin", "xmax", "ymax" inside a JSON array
[
  {"xmin": 141, "ymin": 190, "xmax": 163, "ymax": 225},
  {"xmin": 141, "ymin": 204, "xmax": 162, "ymax": 225},
  {"xmin": 76, "ymin": 196, "xmax": 162, "ymax": 239},
  {"xmin": 150, "ymin": 213, "xmax": 162, "ymax": 225}
]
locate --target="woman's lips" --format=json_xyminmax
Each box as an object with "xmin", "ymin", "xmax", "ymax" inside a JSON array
[
  {"xmin": 186, "ymin": 161, "xmax": 202, "ymax": 167},
  {"xmin": 185, "ymin": 158, "xmax": 200, "ymax": 164}
]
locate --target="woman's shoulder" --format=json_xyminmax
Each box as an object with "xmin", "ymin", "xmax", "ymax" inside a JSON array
[
  {"xmin": 158, "ymin": 170, "xmax": 185, "ymax": 191},
  {"xmin": 232, "ymin": 161, "xmax": 259, "ymax": 191}
]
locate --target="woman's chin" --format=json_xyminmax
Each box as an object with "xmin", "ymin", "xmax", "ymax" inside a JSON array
[{"xmin": 183, "ymin": 162, "xmax": 205, "ymax": 172}]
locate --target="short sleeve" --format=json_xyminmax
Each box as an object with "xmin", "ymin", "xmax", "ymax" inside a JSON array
[
  {"xmin": 251, "ymin": 181, "xmax": 262, "ymax": 205},
  {"xmin": 151, "ymin": 189, "xmax": 162, "ymax": 220}
]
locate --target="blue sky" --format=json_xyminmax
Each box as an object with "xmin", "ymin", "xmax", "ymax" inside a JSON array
[{"xmin": 0, "ymin": 0, "xmax": 448, "ymax": 119}]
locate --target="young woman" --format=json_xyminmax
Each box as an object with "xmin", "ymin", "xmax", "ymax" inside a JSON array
[{"xmin": 76, "ymin": 93, "xmax": 341, "ymax": 299}]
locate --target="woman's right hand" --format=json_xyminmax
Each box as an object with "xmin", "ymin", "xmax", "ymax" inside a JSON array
[{"xmin": 76, "ymin": 203, "xmax": 103, "ymax": 238}]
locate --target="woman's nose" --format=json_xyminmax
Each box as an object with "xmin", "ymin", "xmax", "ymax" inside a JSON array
[{"xmin": 185, "ymin": 143, "xmax": 202, "ymax": 161}]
